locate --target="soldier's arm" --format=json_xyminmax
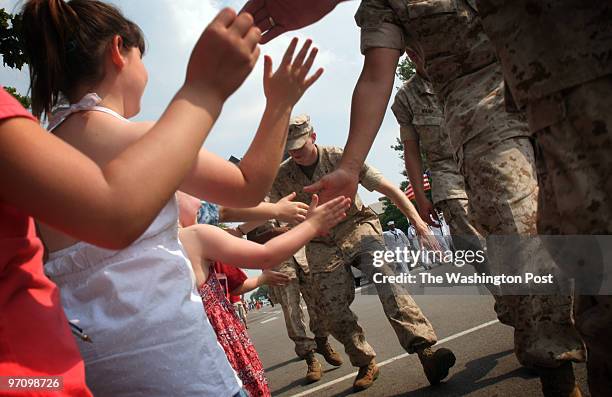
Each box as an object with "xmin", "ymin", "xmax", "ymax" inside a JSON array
[{"xmin": 374, "ymin": 177, "xmax": 429, "ymax": 234}]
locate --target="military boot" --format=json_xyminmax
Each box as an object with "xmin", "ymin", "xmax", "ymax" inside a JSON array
[
  {"xmin": 315, "ymin": 337, "xmax": 343, "ymax": 366},
  {"xmin": 353, "ymin": 359, "xmax": 380, "ymax": 392},
  {"xmin": 538, "ymin": 362, "xmax": 582, "ymax": 397},
  {"xmin": 417, "ymin": 347, "xmax": 456, "ymax": 385},
  {"xmin": 305, "ymin": 352, "xmax": 322, "ymax": 383}
]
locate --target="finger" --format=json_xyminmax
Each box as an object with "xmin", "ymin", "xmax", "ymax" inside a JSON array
[
  {"xmin": 229, "ymin": 12, "xmax": 254, "ymax": 37},
  {"xmin": 260, "ymin": 25, "xmax": 286, "ymax": 44},
  {"xmin": 283, "ymin": 191, "xmax": 297, "ymax": 201},
  {"xmin": 295, "ymin": 214, "xmax": 307, "ymax": 222},
  {"xmin": 309, "ymin": 194, "xmax": 319, "ymax": 211},
  {"xmin": 297, "ymin": 203, "xmax": 310, "ymax": 211},
  {"xmin": 262, "ymin": 54, "xmax": 273, "ymax": 80},
  {"xmin": 297, "ymin": 208, "xmax": 308, "ymax": 216},
  {"xmin": 292, "ymin": 39, "xmax": 312, "ymax": 68},
  {"xmin": 250, "ymin": 45, "xmax": 261, "ymax": 68},
  {"xmin": 298, "ymin": 47, "xmax": 318, "ymax": 80},
  {"xmin": 212, "ymin": 7, "xmax": 237, "ymax": 28},
  {"xmin": 304, "ymin": 67, "xmax": 325, "ymax": 89},
  {"xmin": 239, "ymin": 0, "xmax": 264, "ymax": 16},
  {"xmin": 281, "ymin": 37, "xmax": 299, "ymax": 65},
  {"xmin": 245, "ymin": 26, "xmax": 261, "ymax": 51},
  {"xmin": 303, "ymin": 180, "xmax": 322, "ymax": 193}
]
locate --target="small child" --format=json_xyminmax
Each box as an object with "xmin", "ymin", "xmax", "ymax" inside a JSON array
[{"xmin": 180, "ymin": 194, "xmax": 350, "ymax": 397}]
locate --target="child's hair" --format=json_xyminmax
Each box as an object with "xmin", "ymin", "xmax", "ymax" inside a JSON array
[{"xmin": 21, "ymin": 0, "xmax": 146, "ymax": 119}]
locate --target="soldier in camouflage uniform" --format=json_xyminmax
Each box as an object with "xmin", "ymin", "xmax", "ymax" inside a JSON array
[
  {"xmin": 391, "ymin": 57, "xmax": 516, "ymax": 320},
  {"xmin": 248, "ymin": 224, "xmax": 342, "ymax": 383},
  {"xmin": 343, "ymin": 2, "xmax": 588, "ymax": 396},
  {"xmin": 270, "ymin": 115, "xmax": 457, "ymax": 391},
  {"xmin": 474, "ymin": 3, "xmax": 612, "ymax": 395}
]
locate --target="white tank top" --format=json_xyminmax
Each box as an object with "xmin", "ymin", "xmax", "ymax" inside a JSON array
[{"xmin": 45, "ymin": 93, "xmax": 241, "ymax": 396}]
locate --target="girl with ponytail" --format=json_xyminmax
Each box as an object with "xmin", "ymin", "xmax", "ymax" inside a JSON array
[{"xmin": 19, "ymin": 0, "xmax": 323, "ymax": 396}]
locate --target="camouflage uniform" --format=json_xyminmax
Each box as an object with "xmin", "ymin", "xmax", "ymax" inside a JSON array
[
  {"xmin": 251, "ymin": 222, "xmax": 329, "ymax": 358},
  {"xmin": 476, "ymin": 2, "xmax": 612, "ymax": 393},
  {"xmin": 391, "ymin": 74, "xmax": 507, "ymax": 302},
  {"xmin": 268, "ymin": 249, "xmax": 330, "ymax": 359},
  {"xmin": 355, "ymin": 0, "xmax": 585, "ymax": 369},
  {"xmin": 271, "ymin": 143, "xmax": 438, "ymax": 367}
]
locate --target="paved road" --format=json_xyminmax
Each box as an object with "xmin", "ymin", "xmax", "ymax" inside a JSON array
[{"xmin": 247, "ymin": 266, "xmax": 589, "ymax": 397}]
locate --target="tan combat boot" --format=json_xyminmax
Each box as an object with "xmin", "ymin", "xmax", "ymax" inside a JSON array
[
  {"xmin": 315, "ymin": 337, "xmax": 343, "ymax": 366},
  {"xmin": 353, "ymin": 359, "xmax": 380, "ymax": 392},
  {"xmin": 305, "ymin": 352, "xmax": 322, "ymax": 383},
  {"xmin": 417, "ymin": 347, "xmax": 456, "ymax": 385},
  {"xmin": 538, "ymin": 362, "xmax": 583, "ymax": 397}
]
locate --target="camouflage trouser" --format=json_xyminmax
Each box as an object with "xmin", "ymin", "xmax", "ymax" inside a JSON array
[
  {"xmin": 530, "ymin": 74, "xmax": 612, "ymax": 395},
  {"xmin": 463, "ymin": 136, "xmax": 586, "ymax": 368},
  {"xmin": 436, "ymin": 198, "xmax": 513, "ymax": 324},
  {"xmin": 306, "ymin": 220, "xmax": 437, "ymax": 366},
  {"xmin": 268, "ymin": 270, "xmax": 329, "ymax": 358},
  {"xmin": 310, "ymin": 265, "xmax": 376, "ymax": 367}
]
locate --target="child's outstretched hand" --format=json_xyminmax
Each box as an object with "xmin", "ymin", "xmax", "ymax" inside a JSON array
[
  {"xmin": 259, "ymin": 270, "xmax": 290, "ymax": 287},
  {"xmin": 306, "ymin": 194, "xmax": 351, "ymax": 235},
  {"xmin": 186, "ymin": 8, "xmax": 261, "ymax": 101},
  {"xmin": 263, "ymin": 38, "xmax": 324, "ymax": 107}
]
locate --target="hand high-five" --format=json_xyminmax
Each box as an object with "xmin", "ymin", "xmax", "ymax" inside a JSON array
[{"xmin": 240, "ymin": 0, "xmax": 345, "ymax": 44}]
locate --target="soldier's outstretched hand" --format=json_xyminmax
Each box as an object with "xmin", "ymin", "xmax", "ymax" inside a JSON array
[
  {"xmin": 304, "ymin": 167, "xmax": 359, "ymax": 204},
  {"xmin": 240, "ymin": 0, "xmax": 345, "ymax": 44},
  {"xmin": 263, "ymin": 38, "xmax": 324, "ymax": 108},
  {"xmin": 306, "ymin": 194, "xmax": 351, "ymax": 235}
]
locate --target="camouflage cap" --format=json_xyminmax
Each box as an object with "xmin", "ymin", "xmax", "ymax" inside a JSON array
[{"xmin": 286, "ymin": 114, "xmax": 313, "ymax": 151}]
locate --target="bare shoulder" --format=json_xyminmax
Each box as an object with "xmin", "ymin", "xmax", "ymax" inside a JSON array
[{"xmin": 52, "ymin": 112, "xmax": 155, "ymax": 166}]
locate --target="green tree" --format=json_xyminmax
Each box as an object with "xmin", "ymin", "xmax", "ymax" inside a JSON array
[
  {"xmin": 1, "ymin": 8, "xmax": 31, "ymax": 109},
  {"xmin": 250, "ymin": 285, "xmax": 269, "ymax": 302},
  {"xmin": 396, "ymin": 55, "xmax": 416, "ymax": 83},
  {"xmin": 4, "ymin": 85, "xmax": 30, "ymax": 108},
  {"xmin": 0, "ymin": 8, "xmax": 26, "ymax": 70}
]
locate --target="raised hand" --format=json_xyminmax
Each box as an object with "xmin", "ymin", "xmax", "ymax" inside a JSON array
[
  {"xmin": 306, "ymin": 194, "xmax": 351, "ymax": 234},
  {"xmin": 304, "ymin": 167, "xmax": 359, "ymax": 204},
  {"xmin": 275, "ymin": 192, "xmax": 309, "ymax": 224},
  {"xmin": 260, "ymin": 270, "xmax": 291, "ymax": 286},
  {"xmin": 263, "ymin": 38, "xmax": 324, "ymax": 107},
  {"xmin": 241, "ymin": 0, "xmax": 345, "ymax": 44},
  {"xmin": 185, "ymin": 8, "xmax": 261, "ymax": 101}
]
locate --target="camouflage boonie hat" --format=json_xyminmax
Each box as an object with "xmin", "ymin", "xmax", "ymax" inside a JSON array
[{"xmin": 286, "ymin": 114, "xmax": 313, "ymax": 151}]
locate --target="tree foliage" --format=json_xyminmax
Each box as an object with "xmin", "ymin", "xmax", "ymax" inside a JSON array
[
  {"xmin": 1, "ymin": 8, "xmax": 26, "ymax": 70},
  {"xmin": 1, "ymin": 8, "xmax": 31, "ymax": 109},
  {"xmin": 396, "ymin": 55, "xmax": 416, "ymax": 83}
]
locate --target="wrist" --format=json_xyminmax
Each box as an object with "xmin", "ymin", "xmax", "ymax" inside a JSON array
[{"xmin": 177, "ymin": 84, "xmax": 224, "ymax": 116}]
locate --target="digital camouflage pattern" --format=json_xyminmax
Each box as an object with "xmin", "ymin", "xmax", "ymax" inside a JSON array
[
  {"xmin": 392, "ymin": 73, "xmax": 467, "ymax": 204},
  {"xmin": 355, "ymin": 0, "xmax": 585, "ymax": 369},
  {"xmin": 268, "ymin": 261, "xmax": 329, "ymax": 358},
  {"xmin": 476, "ymin": 0, "xmax": 612, "ymax": 109}
]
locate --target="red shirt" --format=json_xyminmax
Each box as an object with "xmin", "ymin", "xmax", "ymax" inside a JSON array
[
  {"xmin": 0, "ymin": 88, "xmax": 92, "ymax": 396},
  {"xmin": 213, "ymin": 262, "xmax": 248, "ymax": 303}
]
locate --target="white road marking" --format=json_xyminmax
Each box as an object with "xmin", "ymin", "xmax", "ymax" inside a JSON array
[
  {"xmin": 290, "ymin": 319, "xmax": 500, "ymax": 397},
  {"xmin": 260, "ymin": 316, "xmax": 279, "ymax": 324}
]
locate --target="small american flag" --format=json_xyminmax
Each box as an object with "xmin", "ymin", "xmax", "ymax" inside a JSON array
[{"xmin": 405, "ymin": 173, "xmax": 431, "ymax": 201}]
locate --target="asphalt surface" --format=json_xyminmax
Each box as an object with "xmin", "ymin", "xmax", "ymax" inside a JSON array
[{"xmin": 246, "ymin": 265, "xmax": 589, "ymax": 397}]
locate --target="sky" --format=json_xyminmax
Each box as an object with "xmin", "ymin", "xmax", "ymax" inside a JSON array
[{"xmin": 1, "ymin": 0, "xmax": 409, "ymax": 284}]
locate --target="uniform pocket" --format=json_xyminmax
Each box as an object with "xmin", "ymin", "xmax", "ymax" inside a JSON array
[{"xmin": 407, "ymin": 0, "xmax": 457, "ymax": 19}]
